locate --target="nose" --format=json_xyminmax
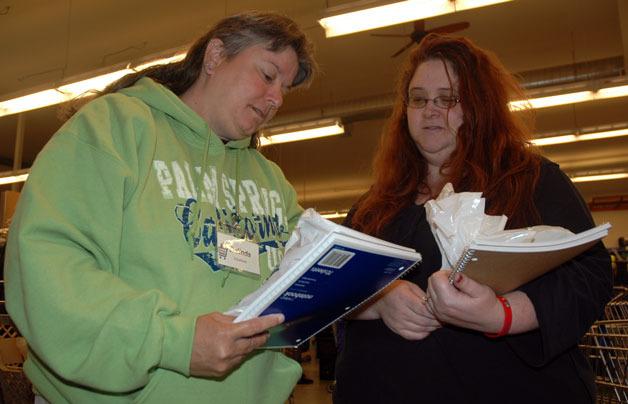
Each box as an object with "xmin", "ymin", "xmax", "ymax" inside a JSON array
[
  {"xmin": 267, "ymin": 82, "xmax": 284, "ymax": 110},
  {"xmin": 421, "ymin": 99, "xmax": 439, "ymax": 116}
]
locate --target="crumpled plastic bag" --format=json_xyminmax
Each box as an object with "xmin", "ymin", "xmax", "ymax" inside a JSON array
[
  {"xmin": 278, "ymin": 208, "xmax": 339, "ymax": 272},
  {"xmin": 425, "ymin": 183, "xmax": 574, "ymax": 268},
  {"xmin": 260, "ymin": 208, "xmax": 400, "ymax": 277}
]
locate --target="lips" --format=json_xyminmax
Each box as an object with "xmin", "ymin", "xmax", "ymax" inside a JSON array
[
  {"xmin": 423, "ymin": 125, "xmax": 444, "ymax": 131},
  {"xmin": 252, "ymin": 104, "xmax": 278, "ymax": 122},
  {"xmin": 251, "ymin": 106, "xmax": 265, "ymax": 121}
]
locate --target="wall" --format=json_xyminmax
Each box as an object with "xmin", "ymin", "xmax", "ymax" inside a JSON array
[{"xmin": 592, "ymin": 209, "xmax": 628, "ymax": 248}]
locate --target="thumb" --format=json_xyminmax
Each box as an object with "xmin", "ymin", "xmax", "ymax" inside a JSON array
[
  {"xmin": 451, "ymin": 273, "xmax": 488, "ymax": 298},
  {"xmin": 235, "ymin": 313, "xmax": 284, "ymax": 339}
]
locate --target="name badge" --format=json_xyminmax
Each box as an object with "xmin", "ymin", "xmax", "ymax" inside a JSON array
[{"xmin": 217, "ymin": 231, "xmax": 260, "ymax": 276}]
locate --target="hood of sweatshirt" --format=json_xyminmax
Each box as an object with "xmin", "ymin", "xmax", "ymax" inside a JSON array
[
  {"xmin": 119, "ymin": 77, "xmax": 255, "ymax": 256},
  {"xmin": 119, "ymin": 77, "xmax": 251, "ymax": 153}
]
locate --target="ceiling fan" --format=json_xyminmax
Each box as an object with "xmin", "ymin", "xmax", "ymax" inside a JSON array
[{"xmin": 372, "ymin": 20, "xmax": 470, "ymax": 57}]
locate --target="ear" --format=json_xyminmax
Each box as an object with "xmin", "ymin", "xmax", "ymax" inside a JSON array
[{"xmin": 203, "ymin": 38, "xmax": 226, "ymax": 75}]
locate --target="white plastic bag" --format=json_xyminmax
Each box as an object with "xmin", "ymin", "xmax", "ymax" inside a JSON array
[{"xmin": 425, "ymin": 183, "xmax": 574, "ymax": 268}]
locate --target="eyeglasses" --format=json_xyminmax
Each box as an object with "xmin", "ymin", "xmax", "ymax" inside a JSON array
[{"xmin": 407, "ymin": 95, "xmax": 461, "ymax": 109}]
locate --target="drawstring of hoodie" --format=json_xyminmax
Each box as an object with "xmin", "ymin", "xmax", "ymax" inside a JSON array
[
  {"xmin": 221, "ymin": 151, "xmax": 240, "ymax": 287},
  {"xmin": 186, "ymin": 131, "xmax": 243, "ymax": 288},
  {"xmin": 186, "ymin": 131, "xmax": 213, "ymax": 259}
]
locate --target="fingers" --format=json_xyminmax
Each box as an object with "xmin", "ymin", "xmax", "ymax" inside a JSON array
[
  {"xmin": 397, "ymin": 328, "xmax": 438, "ymax": 340},
  {"xmin": 448, "ymin": 272, "xmax": 487, "ymax": 298},
  {"xmin": 387, "ymin": 305, "xmax": 441, "ymax": 339},
  {"xmin": 234, "ymin": 330, "xmax": 272, "ymax": 354},
  {"xmin": 232, "ymin": 313, "xmax": 284, "ymax": 339},
  {"xmin": 228, "ymin": 314, "xmax": 283, "ymax": 355},
  {"xmin": 405, "ymin": 283, "xmax": 435, "ymax": 318},
  {"xmin": 429, "ymin": 270, "xmax": 492, "ymax": 301},
  {"xmin": 417, "ymin": 296, "xmax": 439, "ymax": 324},
  {"xmin": 426, "ymin": 270, "xmax": 502, "ymax": 331},
  {"xmin": 427, "ymin": 270, "xmax": 454, "ymax": 297},
  {"xmin": 190, "ymin": 312, "xmax": 282, "ymax": 378},
  {"xmin": 426, "ymin": 271, "xmax": 466, "ymax": 321},
  {"xmin": 423, "ymin": 294, "xmax": 435, "ymax": 315},
  {"xmin": 382, "ymin": 318, "xmax": 439, "ymax": 340},
  {"xmin": 377, "ymin": 281, "xmax": 441, "ymax": 340}
]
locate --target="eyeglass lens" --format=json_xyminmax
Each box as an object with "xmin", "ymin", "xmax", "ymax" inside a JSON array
[{"xmin": 407, "ymin": 95, "xmax": 459, "ymax": 109}]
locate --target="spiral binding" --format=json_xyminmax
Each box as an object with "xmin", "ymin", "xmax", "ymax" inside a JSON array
[
  {"xmin": 448, "ymin": 248, "xmax": 476, "ymax": 284},
  {"xmin": 341, "ymin": 257, "xmax": 421, "ymax": 322}
]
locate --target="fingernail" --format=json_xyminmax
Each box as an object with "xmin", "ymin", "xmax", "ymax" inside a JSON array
[{"xmin": 455, "ymin": 274, "xmax": 462, "ymax": 284}]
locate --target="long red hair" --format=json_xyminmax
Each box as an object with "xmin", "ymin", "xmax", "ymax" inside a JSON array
[{"xmin": 351, "ymin": 34, "xmax": 541, "ymax": 236}]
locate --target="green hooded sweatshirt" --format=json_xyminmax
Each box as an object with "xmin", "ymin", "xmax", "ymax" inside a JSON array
[{"xmin": 5, "ymin": 78, "xmax": 302, "ymax": 403}]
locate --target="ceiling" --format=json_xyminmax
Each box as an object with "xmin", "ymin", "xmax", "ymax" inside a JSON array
[{"xmin": 1, "ymin": 0, "xmax": 628, "ymax": 214}]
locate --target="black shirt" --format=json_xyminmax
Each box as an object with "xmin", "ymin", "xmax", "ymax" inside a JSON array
[{"xmin": 334, "ymin": 160, "xmax": 612, "ymax": 404}]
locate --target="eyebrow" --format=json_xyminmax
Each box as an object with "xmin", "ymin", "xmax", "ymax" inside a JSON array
[
  {"xmin": 408, "ymin": 86, "xmax": 455, "ymax": 91},
  {"xmin": 268, "ymin": 60, "xmax": 294, "ymax": 89}
]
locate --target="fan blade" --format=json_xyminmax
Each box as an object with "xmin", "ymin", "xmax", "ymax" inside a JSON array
[
  {"xmin": 413, "ymin": 20, "xmax": 426, "ymax": 32},
  {"xmin": 391, "ymin": 40, "xmax": 415, "ymax": 58},
  {"xmin": 428, "ymin": 21, "xmax": 470, "ymax": 34}
]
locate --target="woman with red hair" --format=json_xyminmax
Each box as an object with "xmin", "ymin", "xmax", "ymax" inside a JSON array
[{"xmin": 333, "ymin": 34, "xmax": 612, "ymax": 404}]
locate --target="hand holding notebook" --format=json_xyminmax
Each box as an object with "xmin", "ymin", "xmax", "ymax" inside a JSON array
[
  {"xmin": 225, "ymin": 209, "xmax": 422, "ymax": 348},
  {"xmin": 425, "ymin": 184, "xmax": 611, "ymax": 294}
]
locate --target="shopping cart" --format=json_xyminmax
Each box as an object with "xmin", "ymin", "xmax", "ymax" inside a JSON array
[
  {"xmin": 0, "ymin": 314, "xmax": 33, "ymax": 404},
  {"xmin": 580, "ymin": 287, "xmax": 628, "ymax": 403}
]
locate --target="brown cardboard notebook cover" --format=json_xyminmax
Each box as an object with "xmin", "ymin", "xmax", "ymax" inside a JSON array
[{"xmin": 454, "ymin": 223, "xmax": 610, "ymax": 295}]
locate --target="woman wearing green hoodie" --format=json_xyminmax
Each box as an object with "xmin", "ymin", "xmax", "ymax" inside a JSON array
[{"xmin": 5, "ymin": 11, "xmax": 316, "ymax": 403}]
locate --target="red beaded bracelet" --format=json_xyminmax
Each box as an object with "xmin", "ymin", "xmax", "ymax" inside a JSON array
[{"xmin": 484, "ymin": 296, "xmax": 512, "ymax": 338}]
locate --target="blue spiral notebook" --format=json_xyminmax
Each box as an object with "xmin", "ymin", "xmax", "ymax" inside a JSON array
[{"xmin": 227, "ymin": 210, "xmax": 422, "ymax": 348}]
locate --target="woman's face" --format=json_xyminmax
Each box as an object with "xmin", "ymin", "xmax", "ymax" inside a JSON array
[
  {"xmin": 406, "ymin": 59, "xmax": 464, "ymax": 167},
  {"xmin": 193, "ymin": 41, "xmax": 299, "ymax": 141}
]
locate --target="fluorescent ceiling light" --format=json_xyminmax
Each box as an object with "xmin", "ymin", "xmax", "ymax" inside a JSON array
[
  {"xmin": 57, "ymin": 69, "xmax": 134, "ymax": 97},
  {"xmin": 598, "ymin": 84, "xmax": 628, "ymax": 98},
  {"xmin": 321, "ymin": 211, "xmax": 349, "ymax": 220},
  {"xmin": 259, "ymin": 118, "xmax": 344, "ymax": 146},
  {"xmin": 133, "ymin": 54, "xmax": 185, "ymax": 71},
  {"xmin": 318, "ymin": 0, "xmax": 513, "ymax": 37},
  {"xmin": 532, "ymin": 127, "xmax": 628, "ymax": 146},
  {"xmin": 531, "ymin": 134, "xmax": 577, "ymax": 146},
  {"xmin": 510, "ymin": 84, "xmax": 628, "ymax": 110},
  {"xmin": 0, "ymin": 53, "xmax": 185, "ymax": 118},
  {"xmin": 571, "ymin": 173, "xmax": 628, "ymax": 183},
  {"xmin": 0, "ymin": 172, "xmax": 29, "ymax": 186},
  {"xmin": 0, "ymin": 89, "xmax": 70, "ymax": 116}
]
